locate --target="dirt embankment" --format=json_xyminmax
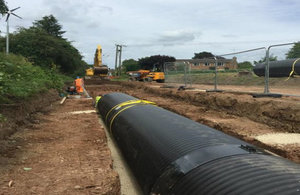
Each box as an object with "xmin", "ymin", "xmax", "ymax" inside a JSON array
[
  {"xmin": 0, "ymin": 91, "xmax": 120, "ymax": 194},
  {"xmin": 86, "ymin": 81, "xmax": 300, "ymax": 163},
  {"xmin": 0, "ymin": 90, "xmax": 60, "ymax": 139},
  {"xmin": 122, "ymin": 82, "xmax": 300, "ymax": 133}
]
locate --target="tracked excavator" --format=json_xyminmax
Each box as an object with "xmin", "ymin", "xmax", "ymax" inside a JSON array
[{"xmin": 85, "ymin": 45, "xmax": 109, "ymax": 79}]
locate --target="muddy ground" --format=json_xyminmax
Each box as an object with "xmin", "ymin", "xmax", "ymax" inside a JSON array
[{"xmin": 0, "ymin": 80, "xmax": 299, "ymax": 194}]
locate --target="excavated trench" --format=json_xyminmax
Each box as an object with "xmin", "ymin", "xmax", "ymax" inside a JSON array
[
  {"xmin": 1, "ymin": 80, "xmax": 298, "ymax": 194},
  {"xmin": 96, "ymin": 92, "xmax": 300, "ymax": 194},
  {"xmin": 86, "ymin": 81, "xmax": 300, "ymax": 163}
]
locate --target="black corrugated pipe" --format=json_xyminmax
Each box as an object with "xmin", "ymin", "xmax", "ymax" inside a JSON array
[
  {"xmin": 98, "ymin": 93, "xmax": 300, "ymax": 195},
  {"xmin": 253, "ymin": 58, "xmax": 300, "ymax": 77}
]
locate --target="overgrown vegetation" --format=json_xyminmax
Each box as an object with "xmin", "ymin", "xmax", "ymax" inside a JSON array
[
  {"xmin": 0, "ymin": 53, "xmax": 71, "ymax": 103},
  {"xmin": 0, "ymin": 0, "xmax": 7, "ymax": 15},
  {"xmin": 122, "ymin": 59, "xmax": 140, "ymax": 72},
  {"xmin": 237, "ymin": 61, "xmax": 253, "ymax": 70},
  {"xmin": 0, "ymin": 15, "xmax": 88, "ymax": 77},
  {"xmin": 0, "ymin": 11, "xmax": 86, "ymax": 105},
  {"xmin": 286, "ymin": 42, "xmax": 300, "ymax": 59},
  {"xmin": 192, "ymin": 51, "xmax": 214, "ymax": 59},
  {"xmin": 166, "ymin": 71, "xmax": 299, "ymax": 86},
  {"xmin": 138, "ymin": 55, "xmax": 176, "ymax": 71},
  {"xmin": 122, "ymin": 55, "xmax": 176, "ymax": 72},
  {"xmin": 254, "ymin": 54, "xmax": 278, "ymax": 64}
]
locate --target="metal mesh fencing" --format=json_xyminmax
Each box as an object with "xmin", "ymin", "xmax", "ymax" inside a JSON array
[
  {"xmin": 264, "ymin": 43, "xmax": 298, "ymax": 96},
  {"xmin": 163, "ymin": 42, "xmax": 300, "ymax": 97},
  {"xmin": 164, "ymin": 61, "xmax": 192, "ymax": 88},
  {"xmin": 210, "ymin": 47, "xmax": 267, "ymax": 93}
]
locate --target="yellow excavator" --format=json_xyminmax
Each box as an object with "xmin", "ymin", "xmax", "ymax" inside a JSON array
[
  {"xmin": 127, "ymin": 69, "xmax": 165, "ymax": 83},
  {"xmin": 85, "ymin": 45, "xmax": 109, "ymax": 79}
]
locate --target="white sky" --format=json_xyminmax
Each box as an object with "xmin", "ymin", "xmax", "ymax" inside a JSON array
[{"xmin": 1, "ymin": 0, "xmax": 300, "ymax": 68}]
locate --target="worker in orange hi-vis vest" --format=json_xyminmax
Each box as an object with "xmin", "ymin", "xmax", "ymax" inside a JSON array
[{"xmin": 74, "ymin": 76, "xmax": 84, "ymax": 94}]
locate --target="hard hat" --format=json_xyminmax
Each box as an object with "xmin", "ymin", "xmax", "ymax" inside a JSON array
[{"xmin": 76, "ymin": 76, "xmax": 80, "ymax": 79}]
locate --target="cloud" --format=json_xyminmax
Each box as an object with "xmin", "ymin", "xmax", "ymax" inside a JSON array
[
  {"xmin": 2, "ymin": 0, "xmax": 300, "ymax": 67},
  {"xmin": 158, "ymin": 30, "xmax": 198, "ymax": 45},
  {"xmin": 222, "ymin": 34, "xmax": 239, "ymax": 38}
]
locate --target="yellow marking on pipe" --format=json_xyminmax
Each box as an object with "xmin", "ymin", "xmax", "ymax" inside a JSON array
[
  {"xmin": 285, "ymin": 58, "xmax": 300, "ymax": 81},
  {"xmin": 109, "ymin": 105, "xmax": 136, "ymax": 133},
  {"xmin": 105, "ymin": 99, "xmax": 156, "ymax": 133},
  {"xmin": 105, "ymin": 99, "xmax": 156, "ymax": 123}
]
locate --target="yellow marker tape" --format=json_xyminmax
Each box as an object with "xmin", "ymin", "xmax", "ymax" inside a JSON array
[
  {"xmin": 109, "ymin": 104, "xmax": 136, "ymax": 133},
  {"xmin": 105, "ymin": 99, "xmax": 156, "ymax": 123},
  {"xmin": 285, "ymin": 58, "xmax": 300, "ymax": 81},
  {"xmin": 106, "ymin": 99, "xmax": 156, "ymax": 133}
]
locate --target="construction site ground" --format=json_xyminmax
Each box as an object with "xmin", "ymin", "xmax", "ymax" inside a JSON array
[{"xmin": 0, "ymin": 80, "xmax": 299, "ymax": 194}]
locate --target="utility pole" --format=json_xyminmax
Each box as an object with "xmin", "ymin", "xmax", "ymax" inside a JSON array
[
  {"xmin": 114, "ymin": 44, "xmax": 126, "ymax": 76},
  {"xmin": 118, "ymin": 45, "xmax": 122, "ymax": 76},
  {"xmin": 115, "ymin": 45, "xmax": 119, "ymax": 76}
]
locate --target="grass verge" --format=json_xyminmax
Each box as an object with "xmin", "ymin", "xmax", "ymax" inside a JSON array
[{"xmin": 0, "ymin": 53, "xmax": 72, "ymax": 104}]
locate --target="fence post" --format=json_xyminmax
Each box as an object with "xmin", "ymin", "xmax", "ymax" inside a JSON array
[
  {"xmin": 263, "ymin": 42, "xmax": 295, "ymax": 94},
  {"xmin": 184, "ymin": 62, "xmax": 187, "ymax": 87},
  {"xmin": 264, "ymin": 48, "xmax": 270, "ymax": 94},
  {"xmin": 214, "ymin": 56, "xmax": 218, "ymax": 91},
  {"xmin": 188, "ymin": 62, "xmax": 192, "ymax": 87}
]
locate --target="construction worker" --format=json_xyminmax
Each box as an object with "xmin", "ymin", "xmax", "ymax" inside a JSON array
[{"xmin": 74, "ymin": 76, "xmax": 84, "ymax": 94}]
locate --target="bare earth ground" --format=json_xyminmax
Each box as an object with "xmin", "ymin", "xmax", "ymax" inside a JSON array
[
  {"xmin": 0, "ymin": 97, "xmax": 120, "ymax": 194},
  {"xmin": 0, "ymin": 80, "xmax": 299, "ymax": 194},
  {"xmin": 154, "ymin": 82, "xmax": 300, "ymax": 96},
  {"xmin": 86, "ymin": 81, "xmax": 300, "ymax": 163}
]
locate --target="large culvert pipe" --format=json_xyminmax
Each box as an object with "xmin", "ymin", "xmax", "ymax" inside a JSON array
[
  {"xmin": 98, "ymin": 93, "xmax": 300, "ymax": 195},
  {"xmin": 253, "ymin": 58, "xmax": 300, "ymax": 77}
]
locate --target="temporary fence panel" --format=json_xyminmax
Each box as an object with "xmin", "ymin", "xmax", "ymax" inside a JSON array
[{"xmin": 164, "ymin": 61, "xmax": 193, "ymax": 88}]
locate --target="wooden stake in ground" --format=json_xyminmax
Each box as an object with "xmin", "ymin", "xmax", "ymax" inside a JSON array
[
  {"xmin": 8, "ymin": 180, "xmax": 13, "ymax": 187},
  {"xmin": 60, "ymin": 97, "xmax": 67, "ymax": 105}
]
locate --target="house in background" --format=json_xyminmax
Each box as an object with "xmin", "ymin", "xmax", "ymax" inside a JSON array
[{"xmin": 174, "ymin": 57, "xmax": 238, "ymax": 70}]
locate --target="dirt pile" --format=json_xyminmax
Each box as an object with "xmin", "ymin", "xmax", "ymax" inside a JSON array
[
  {"xmin": 0, "ymin": 90, "xmax": 60, "ymax": 139},
  {"xmin": 122, "ymin": 82, "xmax": 300, "ymax": 133}
]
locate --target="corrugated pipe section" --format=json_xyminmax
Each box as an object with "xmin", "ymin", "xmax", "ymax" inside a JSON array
[
  {"xmin": 97, "ymin": 93, "xmax": 300, "ymax": 195},
  {"xmin": 253, "ymin": 58, "xmax": 300, "ymax": 77}
]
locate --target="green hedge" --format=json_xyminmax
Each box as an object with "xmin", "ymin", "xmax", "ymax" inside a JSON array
[{"xmin": 0, "ymin": 53, "xmax": 71, "ymax": 103}]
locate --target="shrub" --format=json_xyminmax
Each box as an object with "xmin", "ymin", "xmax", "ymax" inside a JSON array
[{"xmin": 0, "ymin": 53, "xmax": 70, "ymax": 103}]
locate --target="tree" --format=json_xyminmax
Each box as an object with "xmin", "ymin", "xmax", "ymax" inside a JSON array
[
  {"xmin": 254, "ymin": 54, "xmax": 277, "ymax": 64},
  {"xmin": 286, "ymin": 42, "xmax": 300, "ymax": 59},
  {"xmin": 237, "ymin": 61, "xmax": 253, "ymax": 70},
  {"xmin": 33, "ymin": 15, "xmax": 66, "ymax": 38},
  {"xmin": 122, "ymin": 59, "xmax": 140, "ymax": 72},
  {"xmin": 0, "ymin": 0, "xmax": 7, "ymax": 15},
  {"xmin": 138, "ymin": 55, "xmax": 175, "ymax": 71},
  {"xmin": 193, "ymin": 51, "xmax": 214, "ymax": 59},
  {"xmin": 0, "ymin": 19, "xmax": 87, "ymax": 76}
]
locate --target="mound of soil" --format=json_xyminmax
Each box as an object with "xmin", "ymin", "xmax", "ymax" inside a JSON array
[
  {"xmin": 122, "ymin": 82, "xmax": 300, "ymax": 133},
  {"xmin": 0, "ymin": 90, "xmax": 60, "ymax": 139}
]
